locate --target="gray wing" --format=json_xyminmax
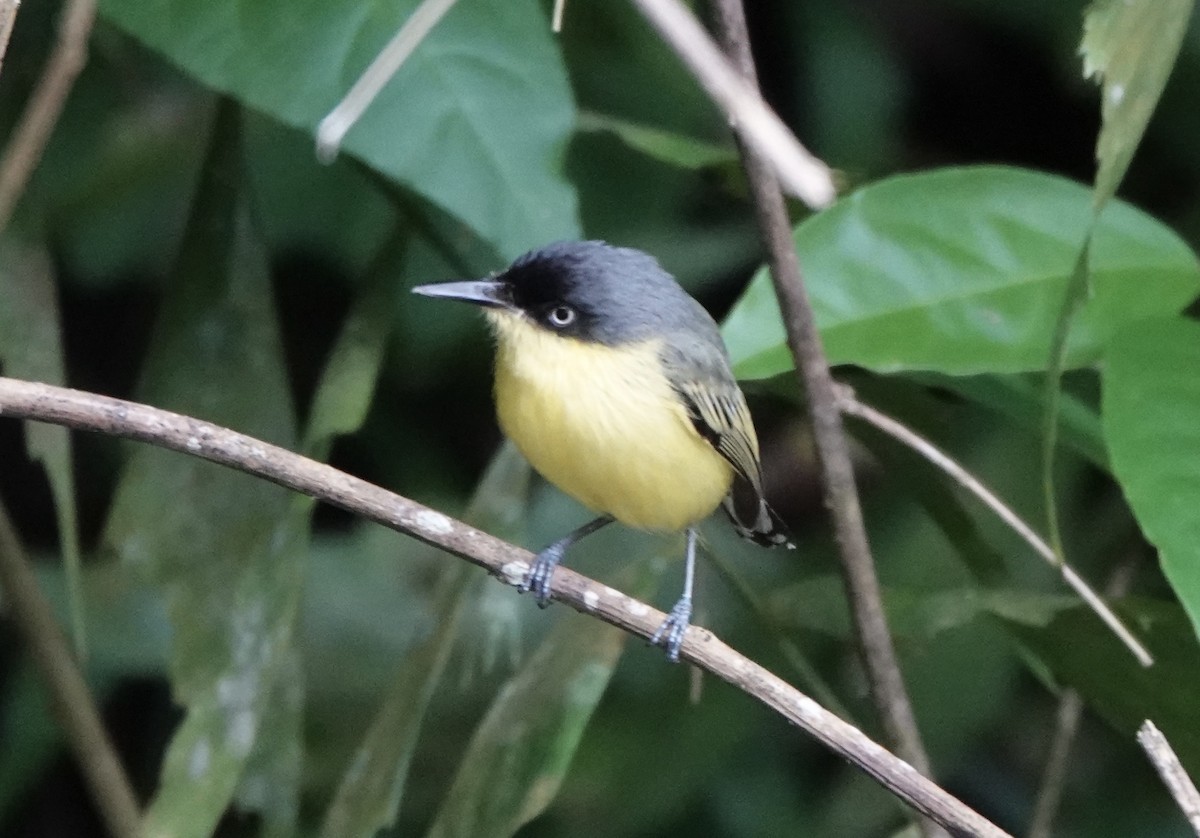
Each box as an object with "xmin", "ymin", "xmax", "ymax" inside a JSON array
[{"xmin": 664, "ymin": 341, "xmax": 791, "ymax": 546}]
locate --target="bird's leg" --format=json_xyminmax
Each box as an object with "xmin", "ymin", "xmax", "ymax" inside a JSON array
[
  {"xmin": 520, "ymin": 515, "xmax": 614, "ymax": 608},
  {"xmin": 651, "ymin": 527, "xmax": 697, "ymax": 662}
]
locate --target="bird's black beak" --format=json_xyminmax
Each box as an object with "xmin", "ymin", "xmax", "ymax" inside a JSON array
[{"xmin": 411, "ymin": 279, "xmax": 512, "ymax": 310}]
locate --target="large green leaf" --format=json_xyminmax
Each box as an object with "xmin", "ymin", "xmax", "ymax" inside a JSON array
[
  {"xmin": 575, "ymin": 110, "xmax": 737, "ymax": 170},
  {"xmin": 424, "ymin": 560, "xmax": 656, "ymax": 838},
  {"xmin": 1081, "ymin": 0, "xmax": 1195, "ymax": 209},
  {"xmin": 302, "ymin": 242, "xmax": 399, "ymax": 458},
  {"xmin": 424, "ymin": 620, "xmax": 628, "ymax": 838},
  {"xmin": 1012, "ymin": 599, "xmax": 1200, "ymax": 778},
  {"xmin": 319, "ymin": 443, "xmax": 530, "ymax": 838},
  {"xmin": 769, "ymin": 576, "xmax": 1075, "ymax": 643},
  {"xmin": 102, "ymin": 103, "xmax": 303, "ymax": 837},
  {"xmin": 0, "ymin": 240, "xmax": 85, "ymax": 651},
  {"xmin": 920, "ymin": 372, "xmax": 1108, "ymax": 470},
  {"xmin": 1103, "ymin": 316, "xmax": 1200, "ymax": 639},
  {"xmin": 0, "ymin": 667, "xmax": 59, "ymax": 824},
  {"xmin": 722, "ymin": 166, "xmax": 1200, "ymax": 377},
  {"xmin": 97, "ymin": 0, "xmax": 580, "ymax": 260}
]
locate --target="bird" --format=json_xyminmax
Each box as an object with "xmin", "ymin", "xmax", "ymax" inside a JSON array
[{"xmin": 413, "ymin": 240, "xmax": 789, "ymax": 661}]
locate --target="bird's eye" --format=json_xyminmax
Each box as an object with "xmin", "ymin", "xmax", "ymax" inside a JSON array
[{"xmin": 546, "ymin": 305, "xmax": 576, "ymax": 328}]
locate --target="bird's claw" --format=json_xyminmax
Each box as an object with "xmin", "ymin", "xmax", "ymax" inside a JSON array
[
  {"xmin": 650, "ymin": 596, "xmax": 693, "ymax": 663},
  {"xmin": 518, "ymin": 545, "xmax": 563, "ymax": 608}
]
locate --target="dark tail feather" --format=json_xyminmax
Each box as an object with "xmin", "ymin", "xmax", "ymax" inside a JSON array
[{"xmin": 722, "ymin": 477, "xmax": 794, "ymax": 548}]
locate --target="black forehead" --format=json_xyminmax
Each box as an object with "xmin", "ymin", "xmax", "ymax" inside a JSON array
[
  {"xmin": 498, "ymin": 240, "xmax": 714, "ymax": 344},
  {"xmin": 500, "ymin": 240, "xmax": 655, "ymax": 305}
]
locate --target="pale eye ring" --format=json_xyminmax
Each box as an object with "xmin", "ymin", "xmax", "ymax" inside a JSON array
[{"xmin": 547, "ymin": 305, "xmax": 576, "ymax": 328}]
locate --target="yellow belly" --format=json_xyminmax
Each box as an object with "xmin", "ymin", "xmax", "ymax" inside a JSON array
[{"xmin": 488, "ymin": 311, "xmax": 733, "ymax": 532}]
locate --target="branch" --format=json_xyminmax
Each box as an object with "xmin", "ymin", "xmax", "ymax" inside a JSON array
[
  {"xmin": 0, "ymin": 375, "xmax": 1011, "ymax": 838},
  {"xmin": 1138, "ymin": 720, "xmax": 1200, "ymax": 836},
  {"xmin": 628, "ymin": 0, "xmax": 834, "ymax": 209},
  {"xmin": 704, "ymin": 0, "xmax": 939, "ymax": 814},
  {"xmin": 1025, "ymin": 691, "xmax": 1083, "ymax": 838},
  {"xmin": 0, "ymin": 501, "xmax": 140, "ymax": 837},
  {"xmin": 0, "ymin": 0, "xmax": 96, "ymax": 232},
  {"xmin": 0, "ymin": 0, "xmax": 19, "ymax": 77},
  {"xmin": 316, "ymin": 0, "xmax": 459, "ymax": 162},
  {"xmin": 1027, "ymin": 557, "xmax": 1138, "ymax": 838},
  {"xmin": 838, "ymin": 389, "xmax": 1153, "ymax": 667}
]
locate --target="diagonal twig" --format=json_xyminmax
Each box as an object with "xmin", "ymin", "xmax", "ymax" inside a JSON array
[
  {"xmin": 0, "ymin": 0, "xmax": 96, "ymax": 232},
  {"xmin": 1138, "ymin": 720, "xmax": 1200, "ymax": 836},
  {"xmin": 0, "ymin": 375, "xmax": 1011, "ymax": 837},
  {"xmin": 1026, "ymin": 690, "xmax": 1084, "ymax": 838},
  {"xmin": 316, "ymin": 0, "xmax": 459, "ymax": 162},
  {"xmin": 1027, "ymin": 557, "xmax": 1138, "ymax": 838},
  {"xmin": 705, "ymin": 0, "xmax": 939, "ymax": 817},
  {"xmin": 628, "ymin": 0, "xmax": 834, "ymax": 209},
  {"xmin": 0, "ymin": 0, "xmax": 20, "ymax": 77},
  {"xmin": 0, "ymin": 501, "xmax": 140, "ymax": 837},
  {"xmin": 838, "ymin": 389, "xmax": 1152, "ymax": 667}
]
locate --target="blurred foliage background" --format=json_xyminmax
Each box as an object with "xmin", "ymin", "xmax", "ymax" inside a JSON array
[{"xmin": 1, "ymin": 0, "xmax": 1200, "ymax": 836}]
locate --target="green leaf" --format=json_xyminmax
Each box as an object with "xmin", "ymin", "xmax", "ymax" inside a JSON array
[
  {"xmin": 0, "ymin": 238, "xmax": 86, "ymax": 653},
  {"xmin": 0, "ymin": 666, "xmax": 60, "ymax": 824},
  {"xmin": 575, "ymin": 110, "xmax": 737, "ymax": 170},
  {"xmin": 235, "ymin": 650, "xmax": 304, "ymax": 838},
  {"xmin": 302, "ymin": 241, "xmax": 400, "ymax": 457},
  {"xmin": 425, "ymin": 570, "xmax": 649, "ymax": 838},
  {"xmin": 1081, "ymin": 0, "xmax": 1195, "ymax": 209},
  {"xmin": 769, "ymin": 576, "xmax": 1075, "ymax": 643},
  {"xmin": 102, "ymin": 103, "xmax": 303, "ymax": 837},
  {"xmin": 924, "ymin": 373, "xmax": 1108, "ymax": 470},
  {"xmin": 425, "ymin": 626, "xmax": 626, "ymax": 838},
  {"xmin": 1103, "ymin": 316, "xmax": 1200, "ymax": 639},
  {"xmin": 319, "ymin": 443, "xmax": 530, "ymax": 838},
  {"xmin": 849, "ymin": 412, "xmax": 1008, "ymax": 586},
  {"xmin": 97, "ymin": 0, "xmax": 580, "ymax": 259},
  {"xmin": 1012, "ymin": 598, "xmax": 1200, "ymax": 777},
  {"xmin": 722, "ymin": 166, "xmax": 1200, "ymax": 378},
  {"xmin": 321, "ymin": 566, "xmax": 473, "ymax": 838},
  {"xmin": 244, "ymin": 115, "xmax": 398, "ymax": 277}
]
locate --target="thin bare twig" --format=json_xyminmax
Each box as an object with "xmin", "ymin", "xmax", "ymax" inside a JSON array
[
  {"xmin": 1138, "ymin": 720, "xmax": 1200, "ymax": 836},
  {"xmin": 0, "ymin": 502, "xmax": 141, "ymax": 837},
  {"xmin": 0, "ymin": 375, "xmax": 1011, "ymax": 837},
  {"xmin": 1027, "ymin": 558, "xmax": 1138, "ymax": 838},
  {"xmin": 551, "ymin": 0, "xmax": 567, "ymax": 33},
  {"xmin": 0, "ymin": 0, "xmax": 20, "ymax": 78},
  {"xmin": 0, "ymin": 0, "xmax": 96, "ymax": 232},
  {"xmin": 316, "ymin": 0, "xmax": 458, "ymax": 162},
  {"xmin": 629, "ymin": 0, "xmax": 834, "ymax": 209},
  {"xmin": 1026, "ymin": 688, "xmax": 1084, "ymax": 838},
  {"xmin": 706, "ymin": 1, "xmax": 939, "ymax": 823},
  {"xmin": 838, "ymin": 390, "xmax": 1153, "ymax": 667}
]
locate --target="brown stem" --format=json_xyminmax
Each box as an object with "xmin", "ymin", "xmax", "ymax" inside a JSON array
[
  {"xmin": 628, "ymin": 0, "xmax": 834, "ymax": 208},
  {"xmin": 839, "ymin": 391, "xmax": 1151, "ymax": 667},
  {"xmin": 0, "ymin": 0, "xmax": 20, "ymax": 77},
  {"xmin": 706, "ymin": 0, "xmax": 937, "ymax": 805},
  {"xmin": 1025, "ymin": 690, "xmax": 1084, "ymax": 838},
  {"xmin": 0, "ymin": 0, "xmax": 97, "ymax": 232},
  {"xmin": 0, "ymin": 375, "xmax": 1010, "ymax": 837},
  {"xmin": 0, "ymin": 502, "xmax": 141, "ymax": 837},
  {"xmin": 1138, "ymin": 720, "xmax": 1200, "ymax": 836},
  {"xmin": 1027, "ymin": 557, "xmax": 1140, "ymax": 838}
]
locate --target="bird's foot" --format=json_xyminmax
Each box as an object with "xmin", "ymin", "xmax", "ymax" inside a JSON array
[
  {"xmin": 650, "ymin": 595, "xmax": 693, "ymax": 663},
  {"xmin": 518, "ymin": 543, "xmax": 564, "ymax": 608}
]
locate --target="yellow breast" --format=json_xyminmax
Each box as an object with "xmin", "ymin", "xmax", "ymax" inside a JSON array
[{"xmin": 487, "ymin": 310, "xmax": 733, "ymax": 532}]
